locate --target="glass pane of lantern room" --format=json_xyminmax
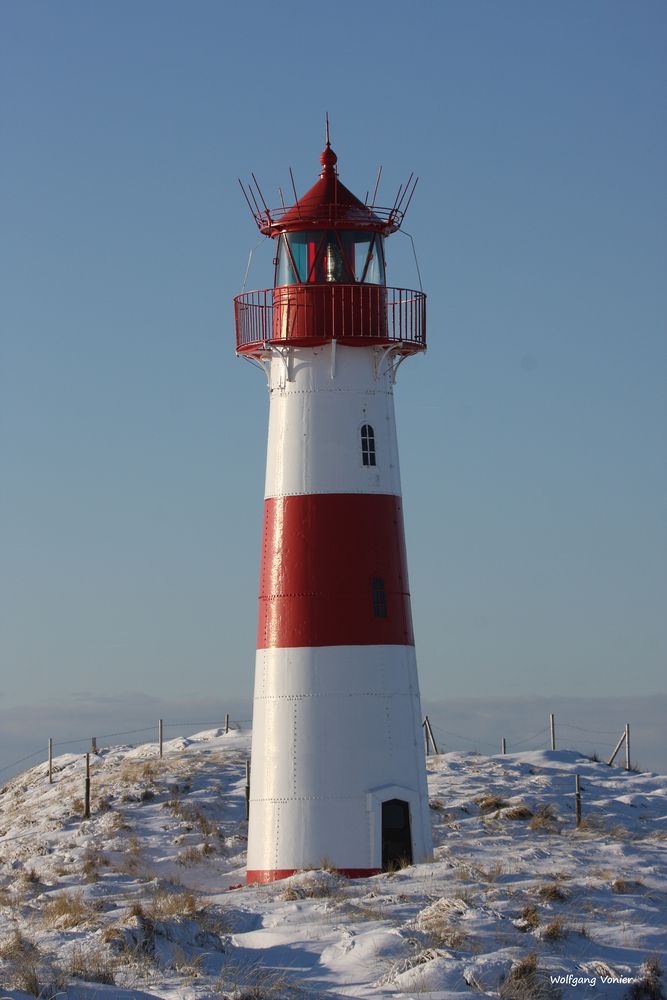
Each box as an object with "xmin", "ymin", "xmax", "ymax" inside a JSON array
[
  {"xmin": 275, "ymin": 235, "xmax": 298, "ymax": 285},
  {"xmin": 350, "ymin": 233, "xmax": 385, "ymax": 285},
  {"xmin": 275, "ymin": 233, "xmax": 320, "ymax": 285}
]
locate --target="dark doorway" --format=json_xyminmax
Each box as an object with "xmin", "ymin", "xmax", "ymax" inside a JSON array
[{"xmin": 381, "ymin": 798, "xmax": 412, "ymax": 871}]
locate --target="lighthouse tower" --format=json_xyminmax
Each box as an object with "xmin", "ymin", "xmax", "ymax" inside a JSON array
[{"xmin": 235, "ymin": 133, "xmax": 433, "ymax": 883}]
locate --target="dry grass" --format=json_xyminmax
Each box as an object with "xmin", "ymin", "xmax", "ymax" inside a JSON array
[
  {"xmin": 167, "ymin": 944, "xmax": 205, "ymax": 978},
  {"xmin": 58, "ymin": 942, "xmax": 117, "ymax": 986},
  {"xmin": 82, "ymin": 846, "xmax": 110, "ymax": 882},
  {"xmin": 123, "ymin": 886, "xmax": 229, "ymax": 938},
  {"xmin": 518, "ymin": 904, "xmax": 540, "ymax": 931},
  {"xmin": 146, "ymin": 887, "xmax": 201, "ymax": 918},
  {"xmin": 540, "ymin": 917, "xmax": 567, "ymax": 941},
  {"xmin": 612, "ymin": 877, "xmax": 644, "ymax": 894},
  {"xmin": 537, "ymin": 882, "xmax": 569, "ymax": 903},
  {"xmin": 423, "ymin": 919, "xmax": 468, "ymax": 950},
  {"xmin": 384, "ymin": 855, "xmax": 413, "ymax": 874},
  {"xmin": 280, "ymin": 872, "xmax": 341, "ymax": 901},
  {"xmin": 476, "ymin": 794, "xmax": 510, "ymax": 815},
  {"xmin": 119, "ymin": 760, "xmax": 160, "ymax": 784},
  {"xmin": 479, "ymin": 861, "xmax": 504, "ymax": 882},
  {"xmin": 528, "ymin": 805, "xmax": 562, "ymax": 834},
  {"xmin": 41, "ymin": 889, "xmax": 97, "ymax": 928},
  {"xmin": 505, "ymin": 804, "xmax": 534, "ymax": 820},
  {"xmin": 628, "ymin": 958, "xmax": 666, "ymax": 1000},
  {"xmin": 0, "ymin": 931, "xmax": 42, "ymax": 996},
  {"xmin": 0, "ymin": 886, "xmax": 18, "ymax": 907},
  {"xmin": 217, "ymin": 959, "xmax": 302, "ymax": 999},
  {"xmin": 499, "ymin": 952, "xmax": 562, "ymax": 999},
  {"xmin": 176, "ymin": 844, "xmax": 215, "ymax": 866}
]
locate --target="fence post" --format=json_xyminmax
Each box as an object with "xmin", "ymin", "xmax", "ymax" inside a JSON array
[
  {"xmin": 549, "ymin": 713, "xmax": 556, "ymax": 751},
  {"xmin": 422, "ymin": 716, "xmax": 438, "ymax": 756},
  {"xmin": 225, "ymin": 713, "xmax": 230, "ymax": 735},
  {"xmin": 91, "ymin": 737, "xmax": 97, "ymax": 755},
  {"xmin": 625, "ymin": 723, "xmax": 631, "ymax": 770},
  {"xmin": 426, "ymin": 717, "xmax": 439, "ymax": 755},
  {"xmin": 83, "ymin": 753, "xmax": 91, "ymax": 820},
  {"xmin": 159, "ymin": 719, "xmax": 163, "ymax": 759},
  {"xmin": 48, "ymin": 738, "xmax": 53, "ymax": 784},
  {"xmin": 501, "ymin": 738, "xmax": 507, "ymax": 755},
  {"xmin": 575, "ymin": 774, "xmax": 581, "ymax": 827},
  {"xmin": 608, "ymin": 730, "xmax": 626, "ymax": 766},
  {"xmin": 245, "ymin": 760, "xmax": 251, "ymax": 821}
]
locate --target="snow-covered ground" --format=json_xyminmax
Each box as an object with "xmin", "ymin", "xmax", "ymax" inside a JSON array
[{"xmin": 1, "ymin": 728, "xmax": 666, "ymax": 1000}]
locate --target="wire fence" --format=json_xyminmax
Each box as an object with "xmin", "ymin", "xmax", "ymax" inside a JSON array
[
  {"xmin": 423, "ymin": 714, "xmax": 633, "ymax": 768},
  {"xmin": 0, "ymin": 712, "xmax": 635, "ymax": 783},
  {"xmin": 0, "ymin": 718, "xmax": 254, "ymax": 780}
]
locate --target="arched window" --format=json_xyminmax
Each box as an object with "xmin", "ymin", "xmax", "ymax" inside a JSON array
[{"xmin": 361, "ymin": 424, "xmax": 376, "ymax": 466}]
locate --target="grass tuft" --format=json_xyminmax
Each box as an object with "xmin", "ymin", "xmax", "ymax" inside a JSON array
[
  {"xmin": 628, "ymin": 958, "xmax": 666, "ymax": 1000},
  {"xmin": 529, "ymin": 805, "xmax": 562, "ymax": 834},
  {"xmin": 499, "ymin": 952, "xmax": 562, "ymax": 999},
  {"xmin": 41, "ymin": 889, "xmax": 96, "ymax": 928},
  {"xmin": 505, "ymin": 804, "xmax": 534, "ymax": 820},
  {"xmin": 476, "ymin": 794, "xmax": 510, "ymax": 815},
  {"xmin": 537, "ymin": 882, "xmax": 569, "ymax": 903}
]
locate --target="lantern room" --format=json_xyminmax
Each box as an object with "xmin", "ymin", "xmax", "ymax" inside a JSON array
[
  {"xmin": 274, "ymin": 230, "xmax": 386, "ymax": 286},
  {"xmin": 235, "ymin": 136, "xmax": 426, "ymax": 355}
]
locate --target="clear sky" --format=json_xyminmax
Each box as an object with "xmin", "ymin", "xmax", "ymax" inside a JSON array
[{"xmin": 1, "ymin": 1, "xmax": 666, "ymax": 772}]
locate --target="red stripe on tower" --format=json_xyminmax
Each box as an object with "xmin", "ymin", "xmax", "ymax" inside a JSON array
[{"xmin": 258, "ymin": 493, "xmax": 414, "ymax": 649}]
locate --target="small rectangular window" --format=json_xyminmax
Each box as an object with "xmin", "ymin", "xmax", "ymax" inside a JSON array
[{"xmin": 372, "ymin": 576, "xmax": 387, "ymax": 618}]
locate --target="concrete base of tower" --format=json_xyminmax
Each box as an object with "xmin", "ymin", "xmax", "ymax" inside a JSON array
[{"xmin": 246, "ymin": 867, "xmax": 382, "ymax": 885}]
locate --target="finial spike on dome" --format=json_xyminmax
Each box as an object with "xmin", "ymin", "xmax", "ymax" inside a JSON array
[{"xmin": 319, "ymin": 116, "xmax": 338, "ymax": 174}]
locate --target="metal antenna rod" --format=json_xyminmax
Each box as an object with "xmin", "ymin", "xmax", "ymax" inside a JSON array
[
  {"xmin": 289, "ymin": 168, "xmax": 302, "ymax": 219},
  {"xmin": 325, "ymin": 111, "xmax": 330, "ymax": 145},
  {"xmin": 370, "ymin": 165, "xmax": 383, "ymax": 210},
  {"xmin": 401, "ymin": 176, "xmax": 419, "ymax": 218},
  {"xmin": 395, "ymin": 172, "xmax": 414, "ymax": 213},
  {"xmin": 246, "ymin": 181, "xmax": 263, "ymax": 220},
  {"xmin": 238, "ymin": 179, "xmax": 258, "ymax": 220},
  {"xmin": 251, "ymin": 173, "xmax": 271, "ymax": 215},
  {"xmin": 390, "ymin": 183, "xmax": 404, "ymax": 215}
]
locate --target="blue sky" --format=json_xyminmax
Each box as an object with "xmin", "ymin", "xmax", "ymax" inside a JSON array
[{"xmin": 1, "ymin": 1, "xmax": 666, "ymax": 773}]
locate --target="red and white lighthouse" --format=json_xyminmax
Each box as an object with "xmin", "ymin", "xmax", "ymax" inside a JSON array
[{"xmin": 235, "ymin": 132, "xmax": 432, "ymax": 883}]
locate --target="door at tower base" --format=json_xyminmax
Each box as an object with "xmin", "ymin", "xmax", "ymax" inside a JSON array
[{"xmin": 245, "ymin": 644, "xmax": 433, "ymax": 883}]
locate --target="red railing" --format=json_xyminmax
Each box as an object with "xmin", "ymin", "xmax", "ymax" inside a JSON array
[{"xmin": 234, "ymin": 285, "xmax": 426, "ymax": 354}]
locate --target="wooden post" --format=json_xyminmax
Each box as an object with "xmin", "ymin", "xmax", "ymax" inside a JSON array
[
  {"xmin": 625, "ymin": 723, "xmax": 631, "ymax": 770},
  {"xmin": 245, "ymin": 759, "xmax": 251, "ymax": 821},
  {"xmin": 224, "ymin": 713, "xmax": 230, "ymax": 735},
  {"xmin": 159, "ymin": 718, "xmax": 163, "ymax": 759},
  {"xmin": 426, "ymin": 717, "xmax": 440, "ymax": 755},
  {"xmin": 549, "ymin": 713, "xmax": 556, "ymax": 751},
  {"xmin": 91, "ymin": 737, "xmax": 97, "ymax": 755},
  {"xmin": 501, "ymin": 737, "xmax": 507, "ymax": 755},
  {"xmin": 608, "ymin": 731, "xmax": 626, "ymax": 766},
  {"xmin": 422, "ymin": 718, "xmax": 430, "ymax": 755},
  {"xmin": 48, "ymin": 738, "xmax": 53, "ymax": 784},
  {"xmin": 575, "ymin": 773, "xmax": 581, "ymax": 827},
  {"xmin": 83, "ymin": 753, "xmax": 91, "ymax": 819}
]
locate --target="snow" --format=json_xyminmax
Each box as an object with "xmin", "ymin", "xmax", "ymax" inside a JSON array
[{"xmin": 1, "ymin": 729, "xmax": 666, "ymax": 999}]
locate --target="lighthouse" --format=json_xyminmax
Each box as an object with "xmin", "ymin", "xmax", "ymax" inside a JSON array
[{"xmin": 235, "ymin": 131, "xmax": 433, "ymax": 883}]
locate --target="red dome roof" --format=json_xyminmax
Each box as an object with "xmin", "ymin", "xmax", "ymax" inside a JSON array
[{"xmin": 249, "ymin": 144, "xmax": 405, "ymax": 237}]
